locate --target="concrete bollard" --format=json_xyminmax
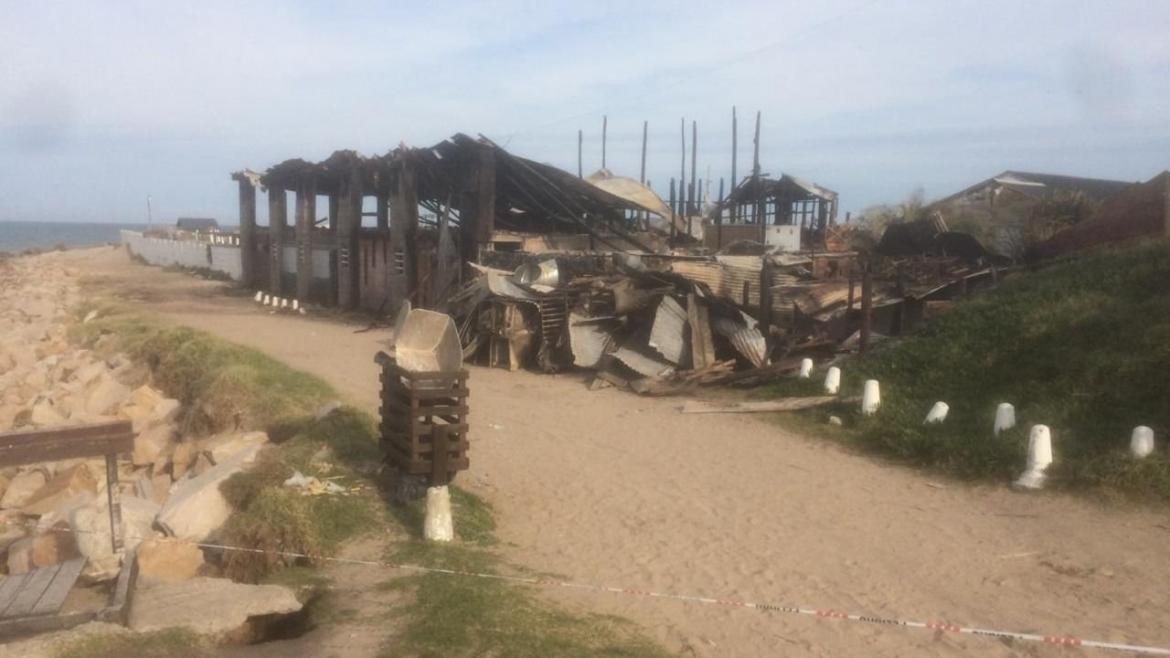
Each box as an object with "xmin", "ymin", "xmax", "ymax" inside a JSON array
[
  {"xmin": 280, "ymin": 298, "xmax": 289, "ymax": 310},
  {"xmin": 292, "ymin": 299, "xmax": 300, "ymax": 312},
  {"xmin": 994, "ymin": 403, "xmax": 1016, "ymax": 435},
  {"xmin": 799, "ymin": 358, "xmax": 813, "ymax": 379},
  {"xmin": 262, "ymin": 294, "xmax": 271, "ymax": 305},
  {"xmin": 1131, "ymin": 426, "xmax": 1155, "ymax": 458},
  {"xmin": 253, "ymin": 291, "xmax": 263, "ymax": 302},
  {"xmin": 861, "ymin": 380, "xmax": 881, "ymax": 416},
  {"xmin": 824, "ymin": 367, "xmax": 841, "ymax": 395},
  {"xmin": 424, "ymin": 486, "xmax": 454, "ymax": 542},
  {"xmin": 924, "ymin": 401, "xmax": 949, "ymax": 424},
  {"xmin": 1014, "ymin": 424, "xmax": 1053, "ymax": 490}
]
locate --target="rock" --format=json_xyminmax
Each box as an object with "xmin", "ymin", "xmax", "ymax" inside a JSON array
[
  {"xmin": 132, "ymin": 424, "xmax": 177, "ymax": 467},
  {"xmin": 201, "ymin": 431, "xmax": 269, "ymax": 465},
  {"xmin": 170, "ymin": 441, "xmax": 195, "ymax": 480},
  {"xmin": 188, "ymin": 452, "xmax": 214, "ymax": 478},
  {"xmin": 156, "ymin": 443, "xmax": 262, "ymax": 541},
  {"xmin": 136, "ymin": 537, "xmax": 205, "ymax": 586},
  {"xmin": 83, "ymin": 310, "xmax": 99, "ymax": 324},
  {"xmin": 21, "ymin": 463, "xmax": 98, "ymax": 516},
  {"xmin": 1, "ymin": 470, "xmax": 48, "ymax": 509},
  {"xmin": 85, "ymin": 375, "xmax": 131, "ymax": 416},
  {"xmin": 129, "ymin": 577, "xmax": 302, "ymax": 639},
  {"xmin": 828, "ymin": 415, "xmax": 843, "ymax": 426},
  {"xmin": 69, "ymin": 495, "xmax": 160, "ymax": 582},
  {"xmin": 28, "ymin": 398, "xmax": 66, "ymax": 427},
  {"xmin": 315, "ymin": 400, "xmax": 342, "ymax": 420},
  {"xmin": 71, "ymin": 362, "xmax": 106, "ymax": 386},
  {"xmin": 6, "ymin": 523, "xmax": 81, "ymax": 574}
]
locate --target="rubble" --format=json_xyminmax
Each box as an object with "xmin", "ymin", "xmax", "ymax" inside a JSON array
[
  {"xmin": 128, "ymin": 577, "xmax": 303, "ymax": 637},
  {"xmin": 135, "ymin": 536, "xmax": 205, "ymax": 586},
  {"xmin": 156, "ymin": 441, "xmax": 263, "ymax": 541}
]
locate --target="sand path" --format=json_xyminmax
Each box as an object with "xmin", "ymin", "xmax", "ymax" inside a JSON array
[{"xmin": 57, "ymin": 247, "xmax": 1170, "ymax": 656}]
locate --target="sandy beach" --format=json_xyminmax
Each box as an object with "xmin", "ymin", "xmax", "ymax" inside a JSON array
[{"xmin": 20, "ymin": 245, "xmax": 1170, "ymax": 657}]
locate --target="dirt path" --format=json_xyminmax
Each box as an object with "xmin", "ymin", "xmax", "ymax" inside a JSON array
[{"xmin": 59, "ymin": 247, "xmax": 1170, "ymax": 657}]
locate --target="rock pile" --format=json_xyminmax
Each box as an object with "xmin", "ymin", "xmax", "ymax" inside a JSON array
[{"xmin": 0, "ymin": 254, "xmax": 267, "ymax": 584}]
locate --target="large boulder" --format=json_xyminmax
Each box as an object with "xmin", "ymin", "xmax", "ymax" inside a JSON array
[
  {"xmin": 85, "ymin": 374, "xmax": 131, "ymax": 416},
  {"xmin": 27, "ymin": 398, "xmax": 66, "ymax": 427},
  {"xmin": 155, "ymin": 442, "xmax": 262, "ymax": 541},
  {"xmin": 69, "ymin": 495, "xmax": 160, "ymax": 582},
  {"xmin": 129, "ymin": 577, "xmax": 302, "ymax": 639},
  {"xmin": 132, "ymin": 423, "xmax": 177, "ymax": 467},
  {"xmin": 135, "ymin": 537, "xmax": 205, "ymax": 586},
  {"xmin": 6, "ymin": 522, "xmax": 82, "ymax": 575},
  {"xmin": 21, "ymin": 463, "xmax": 98, "ymax": 516},
  {"xmin": 1, "ymin": 469, "xmax": 48, "ymax": 509}
]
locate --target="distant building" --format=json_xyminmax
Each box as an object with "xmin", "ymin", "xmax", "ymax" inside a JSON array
[
  {"xmin": 176, "ymin": 217, "xmax": 219, "ymax": 231},
  {"xmin": 928, "ymin": 171, "xmax": 1135, "ymax": 256}
]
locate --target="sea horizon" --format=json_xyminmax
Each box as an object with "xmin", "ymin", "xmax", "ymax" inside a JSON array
[{"xmin": 0, "ymin": 219, "xmax": 151, "ymax": 254}]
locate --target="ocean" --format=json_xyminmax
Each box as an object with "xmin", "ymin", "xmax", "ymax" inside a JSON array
[{"xmin": 0, "ymin": 221, "xmax": 150, "ymax": 254}]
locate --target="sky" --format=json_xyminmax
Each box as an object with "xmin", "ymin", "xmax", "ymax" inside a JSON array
[{"xmin": 1, "ymin": 0, "xmax": 1168, "ymax": 224}]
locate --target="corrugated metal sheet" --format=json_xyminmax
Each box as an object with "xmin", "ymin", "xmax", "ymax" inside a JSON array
[
  {"xmin": 568, "ymin": 313, "xmax": 611, "ymax": 368},
  {"xmin": 712, "ymin": 317, "xmax": 768, "ymax": 368},
  {"xmin": 613, "ymin": 346, "xmax": 676, "ymax": 379},
  {"xmin": 648, "ymin": 296, "xmax": 687, "ymax": 364}
]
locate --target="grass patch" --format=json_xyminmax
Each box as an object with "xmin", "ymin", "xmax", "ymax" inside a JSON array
[
  {"xmin": 765, "ymin": 240, "xmax": 1170, "ymax": 499},
  {"xmin": 55, "ymin": 628, "xmax": 207, "ymax": 658},
  {"xmin": 71, "ymin": 304, "xmax": 333, "ymax": 436}
]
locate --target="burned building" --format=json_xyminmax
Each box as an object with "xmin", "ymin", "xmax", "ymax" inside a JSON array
[{"xmin": 704, "ymin": 174, "xmax": 839, "ymax": 252}]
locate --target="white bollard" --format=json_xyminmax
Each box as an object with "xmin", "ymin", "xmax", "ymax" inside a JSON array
[
  {"xmin": 424, "ymin": 486, "xmax": 454, "ymax": 542},
  {"xmin": 1014, "ymin": 425, "xmax": 1053, "ymax": 490},
  {"xmin": 292, "ymin": 299, "xmax": 300, "ymax": 311},
  {"xmin": 861, "ymin": 380, "xmax": 881, "ymax": 416},
  {"xmin": 280, "ymin": 298, "xmax": 289, "ymax": 309},
  {"xmin": 1131, "ymin": 426, "xmax": 1155, "ymax": 458},
  {"xmin": 824, "ymin": 367, "xmax": 841, "ymax": 395},
  {"xmin": 798, "ymin": 358, "xmax": 813, "ymax": 379},
  {"xmin": 262, "ymin": 294, "xmax": 271, "ymax": 305},
  {"xmin": 253, "ymin": 290, "xmax": 263, "ymax": 302},
  {"xmin": 924, "ymin": 401, "xmax": 949, "ymax": 424},
  {"xmin": 993, "ymin": 403, "xmax": 1016, "ymax": 435}
]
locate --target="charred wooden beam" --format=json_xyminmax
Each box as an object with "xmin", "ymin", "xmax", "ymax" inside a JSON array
[
  {"xmin": 267, "ymin": 185, "xmax": 287, "ymax": 295},
  {"xmin": 376, "ymin": 192, "xmax": 389, "ymax": 230}
]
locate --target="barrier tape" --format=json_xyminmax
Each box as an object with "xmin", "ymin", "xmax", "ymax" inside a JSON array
[{"xmin": 16, "ymin": 520, "xmax": 1170, "ymax": 655}]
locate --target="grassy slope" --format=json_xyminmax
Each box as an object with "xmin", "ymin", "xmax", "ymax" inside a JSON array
[
  {"xmin": 65, "ymin": 304, "xmax": 667, "ymax": 657},
  {"xmin": 767, "ymin": 239, "xmax": 1170, "ymax": 499}
]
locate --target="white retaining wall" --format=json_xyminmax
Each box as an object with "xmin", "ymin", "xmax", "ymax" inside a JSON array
[{"xmin": 121, "ymin": 230, "xmax": 241, "ymax": 281}]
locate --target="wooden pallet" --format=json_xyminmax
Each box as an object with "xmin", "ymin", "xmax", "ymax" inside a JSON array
[
  {"xmin": 0, "ymin": 553, "xmax": 138, "ymax": 638},
  {"xmin": 376, "ymin": 352, "xmax": 470, "ymax": 485}
]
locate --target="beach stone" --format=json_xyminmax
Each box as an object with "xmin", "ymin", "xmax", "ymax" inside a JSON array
[
  {"xmin": 21, "ymin": 463, "xmax": 98, "ymax": 516},
  {"xmin": 7, "ymin": 522, "xmax": 82, "ymax": 574},
  {"xmin": 201, "ymin": 431, "xmax": 269, "ymax": 465},
  {"xmin": 71, "ymin": 361, "xmax": 107, "ymax": 386},
  {"xmin": 85, "ymin": 375, "xmax": 131, "ymax": 416},
  {"xmin": 136, "ymin": 537, "xmax": 205, "ymax": 586},
  {"xmin": 28, "ymin": 398, "xmax": 66, "ymax": 427},
  {"xmin": 133, "ymin": 423, "xmax": 177, "ymax": 466},
  {"xmin": 70, "ymin": 495, "xmax": 160, "ymax": 582},
  {"xmin": 156, "ymin": 443, "xmax": 262, "ymax": 541},
  {"xmin": 129, "ymin": 577, "xmax": 302, "ymax": 637},
  {"xmin": 1, "ymin": 470, "xmax": 48, "ymax": 509}
]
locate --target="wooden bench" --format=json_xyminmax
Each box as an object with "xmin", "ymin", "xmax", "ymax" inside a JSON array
[{"xmin": 0, "ymin": 420, "xmax": 139, "ymax": 638}]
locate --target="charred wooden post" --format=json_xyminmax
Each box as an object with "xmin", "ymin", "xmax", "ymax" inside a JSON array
[
  {"xmin": 760, "ymin": 256, "xmax": 774, "ymax": 350},
  {"xmin": 731, "ymin": 106, "xmax": 738, "ymax": 224},
  {"xmin": 295, "ymin": 178, "xmax": 316, "ymax": 302},
  {"xmin": 577, "ymin": 129, "xmax": 583, "ymax": 178},
  {"xmin": 679, "ymin": 117, "xmax": 686, "ymax": 227},
  {"xmin": 860, "ymin": 262, "xmax": 873, "ymax": 354},
  {"xmin": 640, "ymin": 120, "xmax": 648, "ymax": 224},
  {"xmin": 690, "ymin": 120, "xmax": 698, "ymax": 215},
  {"xmin": 669, "ymin": 178, "xmax": 677, "ymax": 239},
  {"xmin": 393, "ymin": 161, "xmax": 421, "ymax": 305},
  {"xmin": 847, "ymin": 263, "xmax": 855, "ymax": 310},
  {"xmin": 601, "ymin": 115, "xmax": 607, "ymax": 169},
  {"xmin": 376, "ymin": 192, "xmax": 389, "ymax": 230},
  {"xmin": 716, "ymin": 177, "xmax": 725, "ymax": 249},
  {"xmin": 461, "ymin": 143, "xmax": 496, "ymax": 265},
  {"xmin": 327, "ymin": 194, "xmax": 339, "ymax": 241},
  {"xmin": 337, "ymin": 165, "xmax": 363, "ymax": 310},
  {"xmin": 236, "ymin": 175, "xmax": 257, "ymax": 288},
  {"xmin": 752, "ymin": 110, "xmax": 762, "ymax": 243},
  {"xmin": 267, "ymin": 185, "xmax": 287, "ymax": 295}
]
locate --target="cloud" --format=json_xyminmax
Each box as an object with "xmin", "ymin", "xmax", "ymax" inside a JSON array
[{"xmin": 1, "ymin": 0, "xmax": 1168, "ymax": 222}]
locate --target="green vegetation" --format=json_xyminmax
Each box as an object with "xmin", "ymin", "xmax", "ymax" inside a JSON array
[
  {"xmin": 767, "ymin": 240, "xmax": 1170, "ymax": 500},
  {"xmin": 71, "ymin": 303, "xmax": 667, "ymax": 655},
  {"xmin": 56, "ymin": 629, "xmax": 207, "ymax": 658}
]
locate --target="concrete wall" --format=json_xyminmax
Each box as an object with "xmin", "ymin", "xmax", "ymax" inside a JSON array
[{"xmin": 121, "ymin": 230, "xmax": 241, "ymax": 280}]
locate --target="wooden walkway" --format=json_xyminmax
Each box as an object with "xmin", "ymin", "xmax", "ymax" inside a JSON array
[{"xmin": 0, "ymin": 559, "xmax": 85, "ymax": 621}]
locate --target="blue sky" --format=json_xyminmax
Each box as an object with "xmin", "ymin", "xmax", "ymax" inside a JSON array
[{"xmin": 1, "ymin": 0, "xmax": 1167, "ymax": 224}]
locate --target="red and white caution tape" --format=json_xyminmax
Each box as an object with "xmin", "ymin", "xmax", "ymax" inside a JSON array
[{"xmin": 23, "ymin": 521, "xmax": 1170, "ymax": 655}]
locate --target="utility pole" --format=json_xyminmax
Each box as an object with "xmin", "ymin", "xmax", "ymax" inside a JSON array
[
  {"xmin": 577, "ymin": 130, "xmax": 583, "ymax": 178},
  {"xmin": 601, "ymin": 115, "xmax": 607, "ymax": 170},
  {"xmin": 731, "ymin": 106, "xmax": 738, "ymax": 223}
]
